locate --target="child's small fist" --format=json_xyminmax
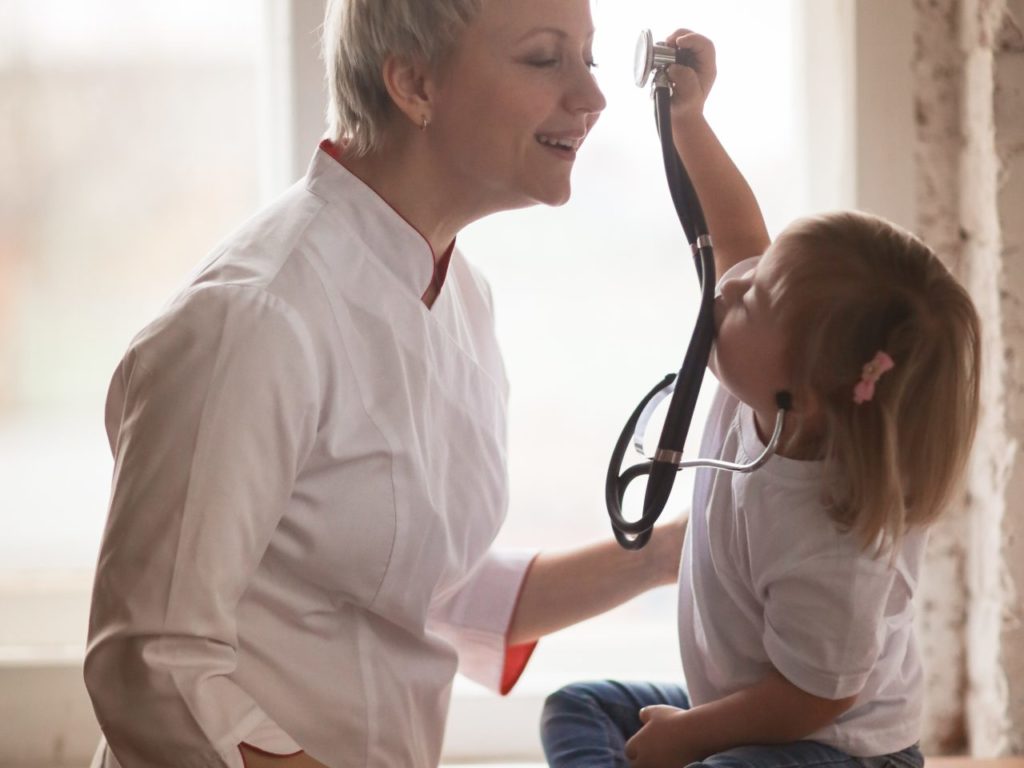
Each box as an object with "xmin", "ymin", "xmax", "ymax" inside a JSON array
[{"xmin": 661, "ymin": 29, "xmax": 717, "ymax": 126}]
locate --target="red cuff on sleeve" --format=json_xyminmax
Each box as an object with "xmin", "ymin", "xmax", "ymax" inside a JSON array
[
  {"xmin": 499, "ymin": 552, "xmax": 541, "ymax": 695},
  {"xmin": 500, "ymin": 640, "xmax": 538, "ymax": 695}
]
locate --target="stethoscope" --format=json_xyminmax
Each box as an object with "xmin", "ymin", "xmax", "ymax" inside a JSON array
[{"xmin": 604, "ymin": 30, "xmax": 793, "ymax": 550}]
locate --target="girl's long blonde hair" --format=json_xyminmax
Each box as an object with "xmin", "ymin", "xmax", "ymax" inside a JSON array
[{"xmin": 773, "ymin": 212, "xmax": 981, "ymax": 550}]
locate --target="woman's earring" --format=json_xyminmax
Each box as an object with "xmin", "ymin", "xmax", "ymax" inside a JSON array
[{"xmin": 420, "ymin": 115, "xmax": 430, "ymax": 131}]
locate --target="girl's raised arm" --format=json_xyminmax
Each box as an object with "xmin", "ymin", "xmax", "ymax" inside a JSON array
[{"xmin": 665, "ymin": 30, "xmax": 771, "ymax": 277}]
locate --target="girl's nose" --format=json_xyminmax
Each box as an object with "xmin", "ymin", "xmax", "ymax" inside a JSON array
[
  {"xmin": 719, "ymin": 277, "xmax": 745, "ymax": 300},
  {"xmin": 719, "ymin": 267, "xmax": 755, "ymax": 300}
]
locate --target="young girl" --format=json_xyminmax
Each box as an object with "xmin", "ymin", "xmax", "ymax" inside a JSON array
[{"xmin": 540, "ymin": 30, "xmax": 981, "ymax": 768}]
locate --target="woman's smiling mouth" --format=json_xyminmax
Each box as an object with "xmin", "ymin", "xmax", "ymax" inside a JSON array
[{"xmin": 536, "ymin": 133, "xmax": 582, "ymax": 159}]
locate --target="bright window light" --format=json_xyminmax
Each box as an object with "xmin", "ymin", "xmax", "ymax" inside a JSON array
[
  {"xmin": 461, "ymin": 0, "xmax": 804, "ymax": 695},
  {"xmin": 0, "ymin": 1, "xmax": 260, "ymax": 574}
]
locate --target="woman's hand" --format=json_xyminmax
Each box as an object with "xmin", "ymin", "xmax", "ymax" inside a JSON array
[
  {"xmin": 662, "ymin": 29, "xmax": 717, "ymax": 129},
  {"xmin": 239, "ymin": 744, "xmax": 329, "ymax": 768},
  {"xmin": 625, "ymin": 705, "xmax": 700, "ymax": 768}
]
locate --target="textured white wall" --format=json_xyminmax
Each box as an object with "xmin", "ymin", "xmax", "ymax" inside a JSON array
[
  {"xmin": 962, "ymin": 0, "xmax": 1024, "ymax": 754},
  {"xmin": 914, "ymin": 0, "xmax": 1024, "ymax": 754},
  {"xmin": 913, "ymin": 0, "xmax": 971, "ymax": 753}
]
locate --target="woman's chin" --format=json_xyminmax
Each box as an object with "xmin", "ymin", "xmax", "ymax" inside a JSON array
[
  {"xmin": 493, "ymin": 177, "xmax": 572, "ymax": 211},
  {"xmin": 534, "ymin": 181, "xmax": 573, "ymax": 208},
  {"xmin": 547, "ymin": 190, "xmax": 573, "ymax": 207}
]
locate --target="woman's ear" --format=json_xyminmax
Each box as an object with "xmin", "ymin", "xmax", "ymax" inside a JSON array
[{"xmin": 381, "ymin": 54, "xmax": 435, "ymax": 130}]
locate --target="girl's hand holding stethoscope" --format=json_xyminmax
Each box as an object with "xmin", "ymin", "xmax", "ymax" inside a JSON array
[{"xmin": 663, "ymin": 29, "xmax": 717, "ymax": 124}]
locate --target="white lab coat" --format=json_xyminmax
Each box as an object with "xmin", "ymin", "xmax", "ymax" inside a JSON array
[{"xmin": 84, "ymin": 144, "xmax": 537, "ymax": 768}]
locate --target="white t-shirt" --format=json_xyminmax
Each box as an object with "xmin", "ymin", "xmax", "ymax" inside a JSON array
[{"xmin": 677, "ymin": 259, "xmax": 926, "ymax": 757}]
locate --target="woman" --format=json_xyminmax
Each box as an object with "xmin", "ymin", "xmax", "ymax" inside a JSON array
[{"xmin": 84, "ymin": 0, "xmax": 683, "ymax": 766}]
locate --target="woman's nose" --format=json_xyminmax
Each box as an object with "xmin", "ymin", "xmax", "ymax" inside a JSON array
[{"xmin": 568, "ymin": 67, "xmax": 607, "ymax": 116}]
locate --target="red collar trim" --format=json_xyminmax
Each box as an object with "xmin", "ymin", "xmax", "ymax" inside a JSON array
[{"xmin": 319, "ymin": 140, "xmax": 454, "ymax": 301}]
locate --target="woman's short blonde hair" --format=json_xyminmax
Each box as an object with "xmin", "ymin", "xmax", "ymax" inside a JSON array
[
  {"xmin": 322, "ymin": 0, "xmax": 483, "ymax": 155},
  {"xmin": 772, "ymin": 211, "xmax": 981, "ymax": 551}
]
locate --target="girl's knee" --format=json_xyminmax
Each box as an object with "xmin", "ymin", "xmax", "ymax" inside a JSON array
[
  {"xmin": 542, "ymin": 680, "xmax": 612, "ymax": 716},
  {"xmin": 541, "ymin": 680, "xmax": 642, "ymax": 764}
]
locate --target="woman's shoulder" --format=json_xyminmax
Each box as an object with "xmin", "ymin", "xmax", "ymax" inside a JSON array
[
  {"xmin": 123, "ymin": 279, "xmax": 317, "ymax": 384},
  {"xmin": 183, "ymin": 185, "xmax": 337, "ymax": 301},
  {"xmin": 132, "ymin": 184, "xmax": 348, "ymax": 355}
]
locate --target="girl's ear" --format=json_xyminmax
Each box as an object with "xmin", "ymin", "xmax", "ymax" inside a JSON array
[
  {"xmin": 381, "ymin": 54, "xmax": 436, "ymax": 129},
  {"xmin": 781, "ymin": 387, "xmax": 827, "ymax": 459},
  {"xmin": 794, "ymin": 388, "xmax": 821, "ymax": 418}
]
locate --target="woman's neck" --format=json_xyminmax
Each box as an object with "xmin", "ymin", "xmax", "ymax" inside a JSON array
[{"xmin": 338, "ymin": 138, "xmax": 479, "ymax": 260}]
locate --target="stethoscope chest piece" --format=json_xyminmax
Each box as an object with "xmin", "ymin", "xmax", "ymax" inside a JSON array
[{"xmin": 634, "ymin": 29, "xmax": 692, "ymax": 88}]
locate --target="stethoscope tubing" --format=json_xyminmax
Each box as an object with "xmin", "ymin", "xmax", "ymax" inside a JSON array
[
  {"xmin": 630, "ymin": 379, "xmax": 788, "ymax": 473},
  {"xmin": 604, "ymin": 73, "xmax": 715, "ymax": 550},
  {"xmin": 605, "ymin": 56, "xmax": 792, "ymax": 550}
]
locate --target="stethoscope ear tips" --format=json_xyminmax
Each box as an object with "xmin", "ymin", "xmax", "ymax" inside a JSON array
[{"xmin": 775, "ymin": 391, "xmax": 793, "ymax": 411}]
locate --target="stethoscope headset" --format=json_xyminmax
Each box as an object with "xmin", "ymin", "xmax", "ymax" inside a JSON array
[{"xmin": 604, "ymin": 31, "xmax": 793, "ymax": 550}]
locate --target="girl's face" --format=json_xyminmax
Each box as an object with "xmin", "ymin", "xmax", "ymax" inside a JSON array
[
  {"xmin": 426, "ymin": 0, "xmax": 606, "ymax": 210},
  {"xmin": 712, "ymin": 244, "xmax": 795, "ymax": 419}
]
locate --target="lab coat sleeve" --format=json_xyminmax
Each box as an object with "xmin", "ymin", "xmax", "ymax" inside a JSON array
[
  {"xmin": 84, "ymin": 284, "xmax": 319, "ymax": 768},
  {"xmin": 427, "ymin": 548, "xmax": 539, "ymax": 694}
]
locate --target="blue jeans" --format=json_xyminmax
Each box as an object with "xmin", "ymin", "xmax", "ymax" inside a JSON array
[{"xmin": 540, "ymin": 680, "xmax": 925, "ymax": 768}]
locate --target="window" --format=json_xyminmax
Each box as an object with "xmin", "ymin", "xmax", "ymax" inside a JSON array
[
  {"xmin": 0, "ymin": 0, "xmax": 261, "ymax": 579},
  {"xmin": 0, "ymin": 4, "xmax": 261, "ymax": 760}
]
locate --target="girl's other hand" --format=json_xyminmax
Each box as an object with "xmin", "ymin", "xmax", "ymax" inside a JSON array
[
  {"xmin": 662, "ymin": 29, "xmax": 717, "ymax": 127},
  {"xmin": 625, "ymin": 705, "xmax": 699, "ymax": 768}
]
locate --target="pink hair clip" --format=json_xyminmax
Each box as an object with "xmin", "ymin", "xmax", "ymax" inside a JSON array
[{"xmin": 853, "ymin": 351, "xmax": 895, "ymax": 405}]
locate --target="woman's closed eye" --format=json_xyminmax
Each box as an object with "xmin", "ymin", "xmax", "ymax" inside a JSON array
[{"xmin": 522, "ymin": 54, "xmax": 598, "ymax": 70}]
